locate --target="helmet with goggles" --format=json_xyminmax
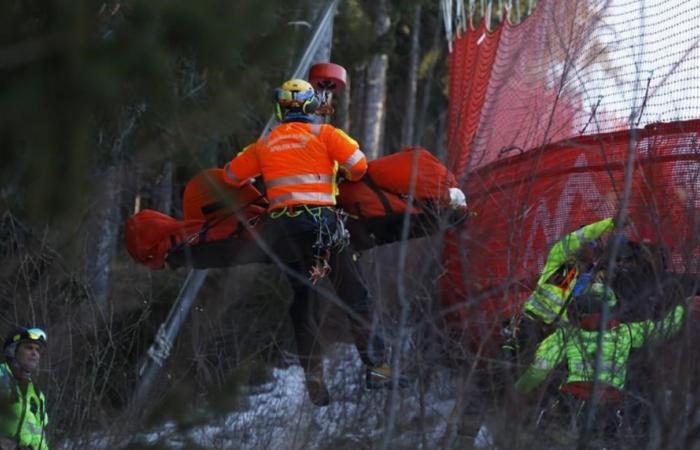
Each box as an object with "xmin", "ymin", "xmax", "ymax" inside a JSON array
[
  {"xmin": 3, "ymin": 327, "xmax": 47, "ymax": 360},
  {"xmin": 274, "ymin": 79, "xmax": 320, "ymax": 122}
]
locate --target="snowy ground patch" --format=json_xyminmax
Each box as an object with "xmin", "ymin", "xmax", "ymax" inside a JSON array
[{"xmin": 178, "ymin": 343, "xmax": 458, "ymax": 449}]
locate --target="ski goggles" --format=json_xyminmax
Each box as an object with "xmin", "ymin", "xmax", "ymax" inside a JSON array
[{"xmin": 12, "ymin": 327, "xmax": 47, "ymax": 345}]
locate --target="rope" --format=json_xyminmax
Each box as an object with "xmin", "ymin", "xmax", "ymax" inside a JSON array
[
  {"xmin": 309, "ymin": 207, "xmax": 350, "ymax": 284},
  {"xmin": 146, "ymin": 325, "xmax": 172, "ymax": 368},
  {"xmin": 267, "ymin": 205, "xmax": 350, "ymax": 283},
  {"xmin": 167, "ymin": 195, "xmax": 265, "ymax": 257}
]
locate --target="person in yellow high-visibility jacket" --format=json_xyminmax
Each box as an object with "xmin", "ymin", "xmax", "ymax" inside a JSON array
[
  {"xmin": 525, "ymin": 217, "xmax": 615, "ymax": 323},
  {"xmin": 515, "ymin": 287, "xmax": 694, "ymax": 443},
  {"xmin": 0, "ymin": 327, "xmax": 49, "ymax": 450},
  {"xmin": 504, "ymin": 217, "xmax": 616, "ymax": 357}
]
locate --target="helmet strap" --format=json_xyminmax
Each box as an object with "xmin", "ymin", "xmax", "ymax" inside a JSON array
[{"xmin": 274, "ymin": 103, "xmax": 283, "ymax": 121}]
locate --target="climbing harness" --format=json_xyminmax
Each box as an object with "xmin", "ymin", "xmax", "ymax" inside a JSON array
[
  {"xmin": 309, "ymin": 206, "xmax": 350, "ymax": 284},
  {"xmin": 271, "ymin": 205, "xmax": 350, "ymax": 284},
  {"xmin": 145, "ymin": 324, "xmax": 172, "ymax": 369}
]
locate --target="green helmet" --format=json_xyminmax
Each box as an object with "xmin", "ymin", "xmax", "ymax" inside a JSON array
[{"xmin": 3, "ymin": 327, "xmax": 47, "ymax": 360}]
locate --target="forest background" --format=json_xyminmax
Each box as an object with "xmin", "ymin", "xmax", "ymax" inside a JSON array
[{"xmin": 0, "ymin": 0, "xmax": 484, "ymax": 446}]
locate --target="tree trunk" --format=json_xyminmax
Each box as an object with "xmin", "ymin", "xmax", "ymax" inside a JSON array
[
  {"xmin": 361, "ymin": 0, "xmax": 390, "ymax": 160},
  {"xmin": 415, "ymin": 21, "xmax": 442, "ymax": 147},
  {"xmin": 349, "ymin": 66, "xmax": 366, "ymax": 142},
  {"xmin": 435, "ymin": 109, "xmax": 448, "ymax": 161},
  {"xmin": 336, "ymin": 74, "xmax": 351, "ymax": 131},
  {"xmin": 87, "ymin": 104, "xmax": 145, "ymax": 314},
  {"xmin": 90, "ymin": 165, "xmax": 121, "ymax": 315},
  {"xmin": 311, "ymin": 0, "xmax": 333, "ymax": 64},
  {"xmin": 153, "ymin": 159, "xmax": 173, "ymax": 216},
  {"xmin": 401, "ymin": 5, "xmax": 422, "ymax": 147}
]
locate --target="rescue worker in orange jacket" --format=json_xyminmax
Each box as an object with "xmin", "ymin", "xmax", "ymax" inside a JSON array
[{"xmin": 223, "ymin": 79, "xmax": 392, "ymax": 406}]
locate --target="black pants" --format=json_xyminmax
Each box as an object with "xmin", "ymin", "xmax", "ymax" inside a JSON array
[{"xmin": 264, "ymin": 207, "xmax": 385, "ymax": 375}]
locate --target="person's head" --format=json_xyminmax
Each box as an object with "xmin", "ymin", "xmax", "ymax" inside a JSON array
[
  {"xmin": 274, "ymin": 78, "xmax": 320, "ymax": 123},
  {"xmin": 574, "ymin": 238, "xmax": 602, "ymax": 267},
  {"xmin": 614, "ymin": 239, "xmax": 668, "ymax": 275},
  {"xmin": 596, "ymin": 236, "xmax": 640, "ymax": 275},
  {"xmin": 569, "ymin": 282, "xmax": 619, "ymax": 327},
  {"xmin": 4, "ymin": 327, "xmax": 46, "ymax": 375},
  {"xmin": 614, "ymin": 240, "xmax": 638, "ymax": 273}
]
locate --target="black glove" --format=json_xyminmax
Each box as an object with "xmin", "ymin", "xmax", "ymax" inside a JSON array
[{"xmin": 501, "ymin": 316, "xmax": 524, "ymax": 358}]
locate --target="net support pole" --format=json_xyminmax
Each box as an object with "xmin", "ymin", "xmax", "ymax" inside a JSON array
[
  {"xmin": 261, "ymin": 0, "xmax": 339, "ymax": 135},
  {"xmin": 129, "ymin": 0, "xmax": 340, "ymax": 412},
  {"xmin": 132, "ymin": 268, "xmax": 209, "ymax": 407}
]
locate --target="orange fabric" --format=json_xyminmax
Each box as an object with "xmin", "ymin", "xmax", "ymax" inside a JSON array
[
  {"xmin": 337, "ymin": 149, "xmax": 457, "ymax": 217},
  {"xmin": 124, "ymin": 209, "xmax": 238, "ymax": 269},
  {"xmin": 223, "ymin": 122, "xmax": 366, "ymax": 210},
  {"xmin": 557, "ymin": 266, "xmax": 578, "ymax": 291},
  {"xmin": 367, "ymin": 147, "xmax": 457, "ymax": 203},
  {"xmin": 337, "ymin": 180, "xmax": 422, "ymax": 218},
  {"xmin": 182, "ymin": 168, "xmax": 267, "ymax": 221}
]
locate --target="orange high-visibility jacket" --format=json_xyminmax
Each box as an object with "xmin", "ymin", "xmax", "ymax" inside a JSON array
[{"xmin": 223, "ymin": 122, "xmax": 367, "ymax": 210}]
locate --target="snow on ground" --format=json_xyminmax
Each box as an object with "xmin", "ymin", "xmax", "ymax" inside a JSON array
[{"xmin": 142, "ymin": 343, "xmax": 460, "ymax": 449}]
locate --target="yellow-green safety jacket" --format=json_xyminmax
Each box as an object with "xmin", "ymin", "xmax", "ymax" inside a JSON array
[
  {"xmin": 524, "ymin": 217, "xmax": 615, "ymax": 324},
  {"xmin": 0, "ymin": 362, "xmax": 49, "ymax": 450},
  {"xmin": 516, "ymin": 304, "xmax": 685, "ymax": 393}
]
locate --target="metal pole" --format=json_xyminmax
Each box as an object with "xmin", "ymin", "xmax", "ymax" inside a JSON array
[
  {"xmin": 130, "ymin": 0, "xmax": 340, "ymax": 410},
  {"xmin": 132, "ymin": 269, "xmax": 209, "ymax": 406},
  {"xmin": 261, "ymin": 0, "xmax": 340, "ymax": 135}
]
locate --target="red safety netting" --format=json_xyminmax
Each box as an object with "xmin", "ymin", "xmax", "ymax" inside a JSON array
[
  {"xmin": 447, "ymin": 0, "xmax": 700, "ymax": 176},
  {"xmin": 442, "ymin": 119, "xmax": 700, "ymax": 336},
  {"xmin": 442, "ymin": 0, "xmax": 700, "ymax": 338},
  {"xmin": 446, "ymin": 21, "xmax": 502, "ymax": 180}
]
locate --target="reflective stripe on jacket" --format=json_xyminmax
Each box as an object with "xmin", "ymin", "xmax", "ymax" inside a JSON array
[
  {"xmin": 0, "ymin": 362, "xmax": 49, "ymax": 450},
  {"xmin": 223, "ymin": 122, "xmax": 367, "ymax": 210},
  {"xmin": 524, "ymin": 217, "xmax": 615, "ymax": 324},
  {"xmin": 516, "ymin": 304, "xmax": 685, "ymax": 393}
]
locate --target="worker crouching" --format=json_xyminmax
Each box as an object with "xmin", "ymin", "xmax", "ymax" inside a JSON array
[
  {"xmin": 515, "ymin": 283, "xmax": 691, "ymax": 444},
  {"xmin": 503, "ymin": 217, "xmax": 616, "ymax": 361}
]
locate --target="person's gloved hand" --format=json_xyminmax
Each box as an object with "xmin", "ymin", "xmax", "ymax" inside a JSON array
[
  {"xmin": 501, "ymin": 315, "xmax": 524, "ymax": 360},
  {"xmin": 448, "ymin": 187, "xmax": 467, "ymax": 210}
]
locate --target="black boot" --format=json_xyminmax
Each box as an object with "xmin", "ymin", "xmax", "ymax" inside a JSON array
[{"xmin": 305, "ymin": 371, "xmax": 330, "ymax": 406}]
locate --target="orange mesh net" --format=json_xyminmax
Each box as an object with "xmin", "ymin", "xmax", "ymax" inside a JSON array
[
  {"xmin": 443, "ymin": 0, "xmax": 700, "ymax": 334},
  {"xmin": 448, "ymin": 0, "xmax": 700, "ymax": 177}
]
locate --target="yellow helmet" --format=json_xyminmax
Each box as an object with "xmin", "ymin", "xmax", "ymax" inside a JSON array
[{"xmin": 274, "ymin": 79, "xmax": 319, "ymax": 121}]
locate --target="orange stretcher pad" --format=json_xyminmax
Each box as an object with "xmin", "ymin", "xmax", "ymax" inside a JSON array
[{"xmin": 125, "ymin": 147, "xmax": 463, "ymax": 269}]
